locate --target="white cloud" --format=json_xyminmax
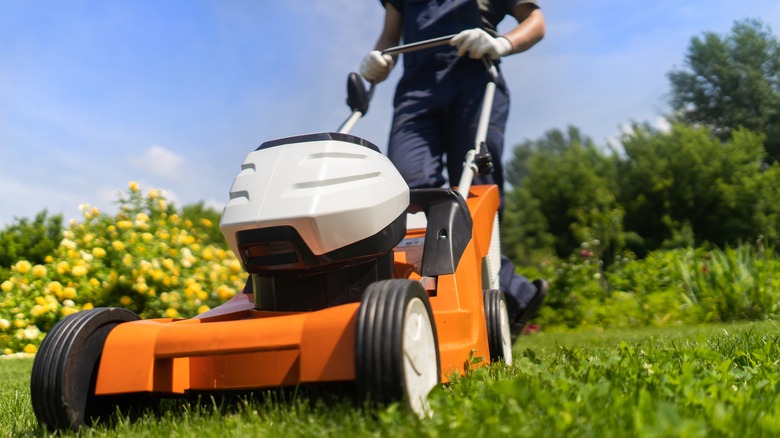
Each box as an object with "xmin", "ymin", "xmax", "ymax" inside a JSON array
[
  {"xmin": 655, "ymin": 116, "xmax": 672, "ymax": 132},
  {"xmin": 130, "ymin": 145, "xmax": 185, "ymax": 179}
]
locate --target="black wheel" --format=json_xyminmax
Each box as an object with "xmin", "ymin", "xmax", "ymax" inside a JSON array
[
  {"xmin": 484, "ymin": 289, "xmax": 513, "ymax": 365},
  {"xmin": 355, "ymin": 279, "xmax": 440, "ymax": 418},
  {"xmin": 30, "ymin": 307, "xmax": 140, "ymax": 431}
]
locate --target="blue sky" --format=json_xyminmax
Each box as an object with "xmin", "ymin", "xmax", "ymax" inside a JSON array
[{"xmin": 2, "ymin": 1, "xmax": 779, "ymax": 227}]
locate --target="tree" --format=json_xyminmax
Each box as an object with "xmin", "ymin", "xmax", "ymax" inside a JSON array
[
  {"xmin": 668, "ymin": 19, "xmax": 780, "ymax": 162},
  {"xmin": 616, "ymin": 123, "xmax": 778, "ymax": 255},
  {"xmin": 0, "ymin": 210, "xmax": 63, "ymax": 269},
  {"xmin": 503, "ymin": 126, "xmax": 624, "ymax": 264}
]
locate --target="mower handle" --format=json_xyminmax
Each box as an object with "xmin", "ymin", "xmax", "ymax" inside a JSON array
[{"xmin": 380, "ymin": 34, "xmax": 458, "ymax": 56}]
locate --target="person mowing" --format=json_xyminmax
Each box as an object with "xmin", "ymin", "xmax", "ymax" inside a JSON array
[{"xmin": 360, "ymin": 0, "xmax": 548, "ymax": 341}]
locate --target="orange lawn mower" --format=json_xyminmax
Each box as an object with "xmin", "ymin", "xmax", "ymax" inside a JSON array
[{"xmin": 30, "ymin": 35, "xmax": 514, "ymax": 430}]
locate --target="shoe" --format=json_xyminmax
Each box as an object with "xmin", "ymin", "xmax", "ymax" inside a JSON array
[{"xmin": 510, "ymin": 279, "xmax": 548, "ymax": 343}]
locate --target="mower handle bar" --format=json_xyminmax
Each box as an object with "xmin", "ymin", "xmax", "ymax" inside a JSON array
[{"xmin": 380, "ymin": 34, "xmax": 458, "ymax": 56}]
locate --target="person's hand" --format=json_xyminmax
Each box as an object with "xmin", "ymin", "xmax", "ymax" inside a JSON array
[
  {"xmin": 360, "ymin": 50, "xmax": 395, "ymax": 83},
  {"xmin": 450, "ymin": 28, "xmax": 512, "ymax": 59}
]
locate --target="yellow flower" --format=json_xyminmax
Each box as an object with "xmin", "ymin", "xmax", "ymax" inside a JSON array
[
  {"xmin": 44, "ymin": 255, "xmax": 54, "ymax": 263},
  {"xmin": 82, "ymin": 303, "xmax": 94, "ymax": 310},
  {"xmin": 14, "ymin": 260, "xmax": 32, "ymax": 274},
  {"xmin": 3, "ymin": 348, "xmax": 12, "ymax": 355},
  {"xmin": 148, "ymin": 189, "xmax": 159, "ymax": 199},
  {"xmin": 89, "ymin": 278, "xmax": 100, "ymax": 288},
  {"xmin": 24, "ymin": 344, "xmax": 38, "ymax": 354},
  {"xmin": 119, "ymin": 296, "xmax": 132, "ymax": 306},
  {"xmin": 63, "ymin": 287, "xmax": 77, "ymax": 299},
  {"xmin": 142, "ymin": 232, "xmax": 154, "ymax": 242},
  {"xmin": 32, "ymin": 265, "xmax": 47, "ymax": 277},
  {"xmin": 112, "ymin": 241, "xmax": 126, "ymax": 251},
  {"xmin": 129, "ymin": 181, "xmax": 140, "ymax": 192},
  {"xmin": 217, "ymin": 285, "xmax": 235, "ymax": 300},
  {"xmin": 92, "ymin": 247, "xmax": 107, "ymax": 258},
  {"xmin": 227, "ymin": 260, "xmax": 242, "ymax": 274},
  {"xmin": 1, "ymin": 281, "xmax": 12, "ymax": 293},
  {"xmin": 164, "ymin": 308, "xmax": 179, "ymax": 318},
  {"xmin": 197, "ymin": 305, "xmax": 210, "ymax": 314},
  {"xmin": 31, "ymin": 305, "xmax": 46, "ymax": 318},
  {"xmin": 135, "ymin": 282, "xmax": 149, "ymax": 294},
  {"xmin": 122, "ymin": 254, "xmax": 133, "ymax": 266},
  {"xmin": 71, "ymin": 265, "xmax": 88, "ymax": 277},
  {"xmin": 56, "ymin": 261, "xmax": 70, "ymax": 275},
  {"xmin": 61, "ymin": 307, "xmax": 78, "ymax": 317},
  {"xmin": 0, "ymin": 319, "xmax": 10, "ymax": 330},
  {"xmin": 48, "ymin": 281, "xmax": 63, "ymax": 296},
  {"xmin": 200, "ymin": 218, "xmax": 213, "ymax": 228},
  {"xmin": 117, "ymin": 220, "xmax": 133, "ymax": 230}
]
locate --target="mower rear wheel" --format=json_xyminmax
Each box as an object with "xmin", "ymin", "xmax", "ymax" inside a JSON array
[
  {"xmin": 484, "ymin": 289, "xmax": 513, "ymax": 365},
  {"xmin": 30, "ymin": 307, "xmax": 140, "ymax": 431},
  {"xmin": 355, "ymin": 279, "xmax": 440, "ymax": 418}
]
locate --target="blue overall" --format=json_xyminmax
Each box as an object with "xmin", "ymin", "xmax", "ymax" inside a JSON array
[{"xmin": 387, "ymin": 0, "xmax": 538, "ymax": 313}]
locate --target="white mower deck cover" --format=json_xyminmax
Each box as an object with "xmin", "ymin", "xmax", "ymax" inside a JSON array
[{"xmin": 220, "ymin": 134, "xmax": 410, "ymax": 265}]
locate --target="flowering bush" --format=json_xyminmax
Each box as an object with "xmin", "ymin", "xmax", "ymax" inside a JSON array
[{"xmin": 0, "ymin": 182, "xmax": 246, "ymax": 355}]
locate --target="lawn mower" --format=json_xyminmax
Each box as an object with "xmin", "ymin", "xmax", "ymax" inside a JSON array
[{"xmin": 29, "ymin": 35, "xmax": 513, "ymax": 430}]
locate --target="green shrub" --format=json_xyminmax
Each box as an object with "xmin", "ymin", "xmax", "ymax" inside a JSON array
[
  {"xmin": 531, "ymin": 243, "xmax": 780, "ymax": 331},
  {"xmin": 0, "ymin": 211, "xmax": 63, "ymax": 269}
]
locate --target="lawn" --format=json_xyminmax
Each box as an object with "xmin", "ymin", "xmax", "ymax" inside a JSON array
[{"xmin": 3, "ymin": 321, "xmax": 780, "ymax": 437}]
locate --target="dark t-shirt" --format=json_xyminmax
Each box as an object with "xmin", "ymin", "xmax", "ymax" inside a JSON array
[{"xmin": 382, "ymin": 0, "xmax": 540, "ymax": 36}]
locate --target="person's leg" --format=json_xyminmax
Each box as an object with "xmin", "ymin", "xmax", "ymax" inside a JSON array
[
  {"xmin": 388, "ymin": 88, "xmax": 447, "ymax": 189},
  {"xmin": 500, "ymin": 255, "xmax": 548, "ymax": 341}
]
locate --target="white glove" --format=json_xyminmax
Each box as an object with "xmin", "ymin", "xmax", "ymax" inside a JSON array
[
  {"xmin": 360, "ymin": 50, "xmax": 395, "ymax": 83},
  {"xmin": 450, "ymin": 28, "xmax": 512, "ymax": 60}
]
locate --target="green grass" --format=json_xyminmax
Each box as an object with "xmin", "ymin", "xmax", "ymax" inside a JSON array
[{"xmin": 4, "ymin": 321, "xmax": 780, "ymax": 437}]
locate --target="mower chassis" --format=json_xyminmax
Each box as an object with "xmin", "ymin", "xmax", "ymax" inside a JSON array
[{"xmin": 93, "ymin": 184, "xmax": 500, "ymax": 397}]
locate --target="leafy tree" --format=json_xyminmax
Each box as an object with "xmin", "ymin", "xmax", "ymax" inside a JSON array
[
  {"xmin": 502, "ymin": 185, "xmax": 556, "ymax": 266},
  {"xmin": 668, "ymin": 19, "xmax": 780, "ymax": 162},
  {"xmin": 616, "ymin": 123, "xmax": 778, "ymax": 255},
  {"xmin": 503, "ymin": 126, "xmax": 624, "ymax": 264},
  {"xmin": 0, "ymin": 210, "xmax": 63, "ymax": 269}
]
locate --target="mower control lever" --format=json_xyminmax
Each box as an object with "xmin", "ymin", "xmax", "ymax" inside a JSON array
[{"xmin": 474, "ymin": 147, "xmax": 494, "ymax": 176}]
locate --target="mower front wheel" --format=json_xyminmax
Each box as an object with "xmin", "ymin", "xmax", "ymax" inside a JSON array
[
  {"xmin": 355, "ymin": 279, "xmax": 440, "ymax": 418},
  {"xmin": 30, "ymin": 307, "xmax": 140, "ymax": 431},
  {"xmin": 484, "ymin": 289, "xmax": 513, "ymax": 365}
]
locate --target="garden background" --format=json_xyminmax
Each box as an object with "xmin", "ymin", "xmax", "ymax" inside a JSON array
[
  {"xmin": 3, "ymin": 19, "xmax": 780, "ymax": 354},
  {"xmin": 2, "ymin": 15, "xmax": 780, "ymax": 438}
]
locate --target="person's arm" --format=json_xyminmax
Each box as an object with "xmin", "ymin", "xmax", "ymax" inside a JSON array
[
  {"xmin": 501, "ymin": 4, "xmax": 545, "ymax": 55},
  {"xmin": 360, "ymin": 3, "xmax": 403, "ymax": 83},
  {"xmin": 374, "ymin": 3, "xmax": 402, "ymax": 51},
  {"xmin": 450, "ymin": 3, "xmax": 545, "ymax": 59}
]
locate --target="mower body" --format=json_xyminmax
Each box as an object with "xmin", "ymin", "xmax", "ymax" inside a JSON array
[{"xmin": 93, "ymin": 132, "xmax": 500, "ymax": 397}]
